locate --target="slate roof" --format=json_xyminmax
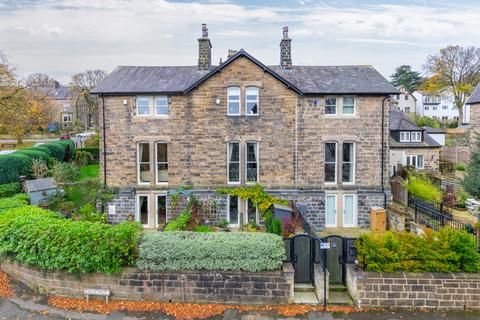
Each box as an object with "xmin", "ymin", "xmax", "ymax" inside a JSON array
[
  {"xmin": 423, "ymin": 127, "xmax": 445, "ymax": 134},
  {"xmin": 36, "ymin": 85, "xmax": 72, "ymax": 100},
  {"xmin": 25, "ymin": 178, "xmax": 57, "ymax": 192},
  {"xmin": 467, "ymin": 83, "xmax": 480, "ymax": 104},
  {"xmin": 389, "ymin": 108, "xmax": 441, "ymax": 148},
  {"xmin": 91, "ymin": 50, "xmax": 398, "ymax": 95}
]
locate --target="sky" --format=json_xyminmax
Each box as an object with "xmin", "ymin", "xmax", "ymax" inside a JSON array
[{"xmin": 1, "ymin": 0, "xmax": 479, "ymax": 84}]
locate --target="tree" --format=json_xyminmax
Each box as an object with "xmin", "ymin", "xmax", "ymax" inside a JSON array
[
  {"xmin": 70, "ymin": 70, "xmax": 107, "ymax": 128},
  {"xmin": 390, "ymin": 65, "xmax": 422, "ymax": 93},
  {"xmin": 464, "ymin": 133, "xmax": 480, "ymax": 199},
  {"xmin": 26, "ymin": 73, "xmax": 58, "ymax": 89},
  {"xmin": 425, "ymin": 46, "xmax": 480, "ymax": 126}
]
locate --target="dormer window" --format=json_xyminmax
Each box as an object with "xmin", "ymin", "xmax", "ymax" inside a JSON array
[
  {"xmin": 400, "ymin": 132, "xmax": 411, "ymax": 142},
  {"xmin": 411, "ymin": 132, "xmax": 422, "ymax": 142}
]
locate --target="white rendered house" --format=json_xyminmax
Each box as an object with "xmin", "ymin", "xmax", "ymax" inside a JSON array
[{"xmin": 413, "ymin": 90, "xmax": 470, "ymax": 124}]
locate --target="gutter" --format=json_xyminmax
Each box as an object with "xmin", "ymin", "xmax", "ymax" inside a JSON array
[
  {"xmin": 101, "ymin": 94, "xmax": 107, "ymax": 186},
  {"xmin": 381, "ymin": 96, "xmax": 389, "ymax": 208}
]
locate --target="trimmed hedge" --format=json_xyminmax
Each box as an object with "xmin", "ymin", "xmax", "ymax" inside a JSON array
[
  {"xmin": 76, "ymin": 147, "xmax": 99, "ymax": 163},
  {"xmin": 0, "ymin": 194, "xmax": 30, "ymax": 211},
  {"xmin": 0, "ymin": 205, "xmax": 142, "ymax": 273},
  {"xmin": 137, "ymin": 232, "xmax": 286, "ymax": 272},
  {"xmin": 41, "ymin": 142, "xmax": 65, "ymax": 161},
  {"xmin": 0, "ymin": 154, "xmax": 31, "ymax": 185},
  {"xmin": 0, "ymin": 183, "xmax": 21, "ymax": 198},
  {"xmin": 356, "ymin": 229, "xmax": 480, "ymax": 273},
  {"xmin": 14, "ymin": 149, "xmax": 49, "ymax": 162},
  {"xmin": 33, "ymin": 145, "xmax": 52, "ymax": 157}
]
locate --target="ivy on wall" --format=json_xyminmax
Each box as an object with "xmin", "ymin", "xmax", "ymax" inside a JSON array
[{"xmin": 216, "ymin": 184, "xmax": 288, "ymax": 213}]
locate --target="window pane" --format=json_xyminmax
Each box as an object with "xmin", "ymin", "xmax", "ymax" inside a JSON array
[
  {"xmin": 343, "ymin": 97, "xmax": 354, "ymax": 106},
  {"xmin": 342, "ymin": 143, "xmax": 354, "ymax": 183},
  {"xmin": 325, "ymin": 98, "xmax": 336, "ymax": 115},
  {"xmin": 247, "ymin": 143, "xmax": 257, "ymax": 162},
  {"xmin": 343, "ymin": 106, "xmax": 354, "ymax": 114},
  {"xmin": 139, "ymin": 196, "xmax": 149, "ymax": 225},
  {"xmin": 247, "ymin": 163, "xmax": 258, "ymax": 182},
  {"xmin": 246, "ymin": 102, "xmax": 258, "ymax": 115},
  {"xmin": 228, "ymin": 142, "xmax": 240, "ymax": 183},
  {"xmin": 342, "ymin": 163, "xmax": 352, "ymax": 182},
  {"xmin": 229, "ymin": 143, "xmax": 239, "ymax": 162},
  {"xmin": 139, "ymin": 143, "xmax": 150, "ymax": 183},
  {"xmin": 325, "ymin": 195, "xmax": 336, "ymax": 226},
  {"xmin": 343, "ymin": 143, "xmax": 353, "ymax": 162},
  {"xmin": 228, "ymin": 196, "xmax": 239, "ymax": 225},
  {"xmin": 344, "ymin": 195, "xmax": 354, "ymax": 226},
  {"xmin": 246, "ymin": 142, "xmax": 258, "ymax": 183},
  {"xmin": 228, "ymin": 102, "xmax": 240, "ymax": 114},
  {"xmin": 137, "ymin": 98, "xmax": 150, "ymax": 115},
  {"xmin": 155, "ymin": 97, "xmax": 168, "ymax": 115},
  {"xmin": 325, "ymin": 163, "xmax": 336, "ymax": 182},
  {"xmin": 325, "ymin": 143, "xmax": 336, "ymax": 162},
  {"xmin": 418, "ymin": 155, "xmax": 424, "ymax": 168},
  {"xmin": 247, "ymin": 199, "xmax": 257, "ymax": 224},
  {"xmin": 229, "ymin": 163, "xmax": 240, "ymax": 182},
  {"xmin": 228, "ymin": 87, "xmax": 240, "ymax": 95},
  {"xmin": 157, "ymin": 143, "xmax": 167, "ymax": 162},
  {"xmin": 157, "ymin": 196, "xmax": 166, "ymax": 226}
]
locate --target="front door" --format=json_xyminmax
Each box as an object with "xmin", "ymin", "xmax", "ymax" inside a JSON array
[
  {"xmin": 343, "ymin": 195, "xmax": 356, "ymax": 227},
  {"xmin": 292, "ymin": 234, "xmax": 313, "ymax": 283},
  {"xmin": 325, "ymin": 194, "xmax": 337, "ymax": 227}
]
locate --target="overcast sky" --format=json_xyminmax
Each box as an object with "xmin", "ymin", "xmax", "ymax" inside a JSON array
[{"xmin": 1, "ymin": 0, "xmax": 479, "ymax": 84}]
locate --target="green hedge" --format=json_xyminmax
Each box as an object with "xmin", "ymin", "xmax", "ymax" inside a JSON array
[
  {"xmin": 137, "ymin": 232, "xmax": 286, "ymax": 272},
  {"xmin": 356, "ymin": 229, "xmax": 480, "ymax": 273},
  {"xmin": 0, "ymin": 194, "xmax": 30, "ymax": 211},
  {"xmin": 33, "ymin": 146, "xmax": 52, "ymax": 157},
  {"xmin": 0, "ymin": 183, "xmax": 21, "ymax": 198},
  {"xmin": 14, "ymin": 149, "xmax": 49, "ymax": 162},
  {"xmin": 76, "ymin": 147, "xmax": 99, "ymax": 163},
  {"xmin": 0, "ymin": 205, "xmax": 142, "ymax": 273},
  {"xmin": 41, "ymin": 142, "xmax": 65, "ymax": 161},
  {"xmin": 0, "ymin": 154, "xmax": 31, "ymax": 185}
]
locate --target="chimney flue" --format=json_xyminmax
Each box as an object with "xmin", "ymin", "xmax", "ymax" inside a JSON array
[
  {"xmin": 280, "ymin": 26, "xmax": 292, "ymax": 70},
  {"xmin": 198, "ymin": 23, "xmax": 212, "ymax": 70},
  {"xmin": 227, "ymin": 49, "xmax": 238, "ymax": 59}
]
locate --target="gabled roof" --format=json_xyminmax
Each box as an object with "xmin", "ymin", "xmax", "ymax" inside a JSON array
[
  {"xmin": 467, "ymin": 83, "xmax": 480, "ymax": 104},
  {"xmin": 389, "ymin": 108, "xmax": 441, "ymax": 148},
  {"xmin": 25, "ymin": 178, "xmax": 57, "ymax": 192},
  {"xmin": 35, "ymin": 85, "xmax": 72, "ymax": 100},
  {"xmin": 91, "ymin": 50, "xmax": 398, "ymax": 95}
]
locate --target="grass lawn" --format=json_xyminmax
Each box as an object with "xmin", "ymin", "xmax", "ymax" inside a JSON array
[
  {"xmin": 0, "ymin": 141, "xmax": 36, "ymax": 151},
  {"xmin": 76, "ymin": 164, "xmax": 100, "ymax": 181}
]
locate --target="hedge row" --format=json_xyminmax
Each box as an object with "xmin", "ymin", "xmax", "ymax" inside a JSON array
[
  {"xmin": 137, "ymin": 232, "xmax": 286, "ymax": 272},
  {"xmin": 0, "ymin": 140, "xmax": 75, "ymax": 184},
  {"xmin": 0, "ymin": 205, "xmax": 142, "ymax": 273},
  {"xmin": 75, "ymin": 147, "xmax": 99, "ymax": 163},
  {"xmin": 356, "ymin": 229, "xmax": 480, "ymax": 273},
  {"xmin": 0, "ymin": 182, "xmax": 21, "ymax": 198},
  {"xmin": 0, "ymin": 194, "xmax": 30, "ymax": 211}
]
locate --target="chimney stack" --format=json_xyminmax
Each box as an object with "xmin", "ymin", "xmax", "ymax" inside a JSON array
[
  {"xmin": 198, "ymin": 23, "xmax": 212, "ymax": 70},
  {"xmin": 227, "ymin": 49, "xmax": 238, "ymax": 59},
  {"xmin": 280, "ymin": 26, "xmax": 292, "ymax": 70}
]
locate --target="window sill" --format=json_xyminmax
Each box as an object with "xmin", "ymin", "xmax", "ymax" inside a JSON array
[
  {"xmin": 156, "ymin": 182, "xmax": 168, "ymax": 186},
  {"xmin": 227, "ymin": 181, "xmax": 241, "ymax": 185},
  {"xmin": 324, "ymin": 115, "xmax": 358, "ymax": 119}
]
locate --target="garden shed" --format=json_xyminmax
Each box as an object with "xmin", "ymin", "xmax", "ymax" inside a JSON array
[{"xmin": 24, "ymin": 178, "xmax": 58, "ymax": 205}]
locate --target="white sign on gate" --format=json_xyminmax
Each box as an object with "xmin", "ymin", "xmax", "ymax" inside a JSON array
[{"xmin": 320, "ymin": 242, "xmax": 330, "ymax": 249}]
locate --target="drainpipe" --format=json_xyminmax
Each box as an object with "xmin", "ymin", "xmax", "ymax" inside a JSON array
[
  {"xmin": 381, "ymin": 96, "xmax": 389, "ymax": 208},
  {"xmin": 295, "ymin": 94, "xmax": 298, "ymax": 189},
  {"xmin": 102, "ymin": 94, "xmax": 107, "ymax": 186}
]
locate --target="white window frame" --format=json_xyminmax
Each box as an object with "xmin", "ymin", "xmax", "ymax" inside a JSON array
[
  {"xmin": 245, "ymin": 141, "xmax": 259, "ymax": 184},
  {"xmin": 155, "ymin": 194, "xmax": 167, "ymax": 227},
  {"xmin": 227, "ymin": 195, "xmax": 240, "ymax": 227},
  {"xmin": 245, "ymin": 199, "xmax": 259, "ymax": 225},
  {"xmin": 155, "ymin": 96, "xmax": 169, "ymax": 116},
  {"xmin": 325, "ymin": 194, "xmax": 337, "ymax": 228},
  {"xmin": 227, "ymin": 141, "xmax": 241, "ymax": 184},
  {"xmin": 324, "ymin": 96, "xmax": 337, "ymax": 116},
  {"xmin": 137, "ymin": 142, "xmax": 151, "ymax": 185},
  {"xmin": 155, "ymin": 142, "xmax": 168, "ymax": 185},
  {"xmin": 342, "ymin": 142, "xmax": 355, "ymax": 185},
  {"xmin": 342, "ymin": 96, "xmax": 356, "ymax": 115},
  {"xmin": 411, "ymin": 132, "xmax": 422, "ymax": 142},
  {"xmin": 136, "ymin": 194, "xmax": 150, "ymax": 227},
  {"xmin": 343, "ymin": 194, "xmax": 357, "ymax": 228},
  {"xmin": 325, "ymin": 142, "xmax": 337, "ymax": 184},
  {"xmin": 400, "ymin": 131, "xmax": 411, "ymax": 142},
  {"xmin": 245, "ymin": 86, "xmax": 259, "ymax": 116},
  {"xmin": 227, "ymin": 86, "xmax": 241, "ymax": 116},
  {"xmin": 405, "ymin": 155, "xmax": 424, "ymax": 169},
  {"xmin": 136, "ymin": 96, "xmax": 150, "ymax": 116}
]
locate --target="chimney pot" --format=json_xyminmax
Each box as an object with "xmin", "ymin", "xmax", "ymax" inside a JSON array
[
  {"xmin": 227, "ymin": 49, "xmax": 238, "ymax": 59},
  {"xmin": 198, "ymin": 23, "xmax": 212, "ymax": 70}
]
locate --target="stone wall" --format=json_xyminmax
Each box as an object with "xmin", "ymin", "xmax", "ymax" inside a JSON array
[
  {"xmin": 347, "ymin": 264, "xmax": 480, "ymax": 310},
  {"xmin": 401, "ymin": 147, "xmax": 441, "ymax": 173},
  {"xmin": 390, "ymin": 176, "xmax": 407, "ymax": 206},
  {"xmin": 1, "ymin": 259, "xmax": 294, "ymax": 306}
]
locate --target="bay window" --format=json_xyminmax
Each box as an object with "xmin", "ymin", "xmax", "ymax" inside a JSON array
[
  {"xmin": 137, "ymin": 143, "xmax": 150, "ymax": 184},
  {"xmin": 136, "ymin": 96, "xmax": 150, "ymax": 116},
  {"xmin": 227, "ymin": 87, "xmax": 241, "ymax": 115},
  {"xmin": 156, "ymin": 142, "xmax": 168, "ymax": 184},
  {"xmin": 227, "ymin": 142, "xmax": 240, "ymax": 183},
  {"xmin": 342, "ymin": 142, "xmax": 355, "ymax": 184},
  {"xmin": 245, "ymin": 87, "xmax": 259, "ymax": 115},
  {"xmin": 325, "ymin": 142, "xmax": 337, "ymax": 183},
  {"xmin": 246, "ymin": 142, "xmax": 259, "ymax": 183}
]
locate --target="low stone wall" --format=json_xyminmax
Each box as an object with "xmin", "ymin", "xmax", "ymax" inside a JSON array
[
  {"xmin": 347, "ymin": 264, "xmax": 480, "ymax": 310},
  {"xmin": 1, "ymin": 259, "xmax": 294, "ymax": 305}
]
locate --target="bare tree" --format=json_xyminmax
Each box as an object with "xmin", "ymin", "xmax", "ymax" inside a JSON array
[
  {"xmin": 70, "ymin": 70, "xmax": 107, "ymax": 128},
  {"xmin": 26, "ymin": 73, "xmax": 58, "ymax": 89},
  {"xmin": 425, "ymin": 46, "xmax": 480, "ymax": 125}
]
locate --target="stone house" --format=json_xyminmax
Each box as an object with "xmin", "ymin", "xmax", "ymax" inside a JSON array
[
  {"xmin": 467, "ymin": 83, "xmax": 480, "ymax": 143},
  {"xmin": 389, "ymin": 108, "xmax": 441, "ymax": 175},
  {"xmin": 91, "ymin": 24, "xmax": 397, "ymax": 231},
  {"xmin": 37, "ymin": 83, "xmax": 77, "ymax": 131}
]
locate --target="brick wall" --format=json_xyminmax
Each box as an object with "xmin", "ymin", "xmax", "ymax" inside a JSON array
[
  {"xmin": 347, "ymin": 264, "xmax": 480, "ymax": 310},
  {"xmin": 390, "ymin": 176, "xmax": 407, "ymax": 206},
  {"xmin": 1, "ymin": 259, "xmax": 294, "ymax": 305}
]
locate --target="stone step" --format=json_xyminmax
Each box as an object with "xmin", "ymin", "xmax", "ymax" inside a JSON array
[
  {"xmin": 294, "ymin": 283, "xmax": 315, "ymax": 292},
  {"xmin": 327, "ymin": 290, "xmax": 354, "ymax": 306},
  {"xmin": 329, "ymin": 284, "xmax": 347, "ymax": 292},
  {"xmin": 293, "ymin": 291, "xmax": 319, "ymax": 305}
]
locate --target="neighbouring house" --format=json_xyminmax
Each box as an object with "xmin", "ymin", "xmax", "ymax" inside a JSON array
[
  {"xmin": 391, "ymin": 85, "xmax": 416, "ymax": 113},
  {"xmin": 91, "ymin": 24, "xmax": 398, "ymax": 231},
  {"xmin": 466, "ymin": 83, "xmax": 480, "ymax": 144},
  {"xmin": 389, "ymin": 108, "xmax": 441, "ymax": 175},
  {"xmin": 37, "ymin": 82, "xmax": 77, "ymax": 131},
  {"xmin": 413, "ymin": 90, "xmax": 470, "ymax": 124}
]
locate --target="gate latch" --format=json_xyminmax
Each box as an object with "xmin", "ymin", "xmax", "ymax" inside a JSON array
[{"xmin": 338, "ymin": 256, "xmax": 344, "ymax": 264}]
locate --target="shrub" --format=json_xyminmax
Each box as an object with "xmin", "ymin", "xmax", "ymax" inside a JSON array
[
  {"xmin": 217, "ymin": 218, "xmax": 229, "ymax": 229},
  {"xmin": 193, "ymin": 225, "xmax": 214, "ymax": 232},
  {"xmin": 57, "ymin": 140, "xmax": 75, "ymax": 161},
  {"xmin": 0, "ymin": 154, "xmax": 31, "ymax": 184},
  {"xmin": 84, "ymin": 134, "xmax": 99, "ymax": 148},
  {"xmin": 72, "ymin": 204, "xmax": 107, "ymax": 223},
  {"xmin": 76, "ymin": 148, "xmax": 99, "ymax": 163},
  {"xmin": 268, "ymin": 218, "xmax": 282, "ymax": 236},
  {"xmin": 30, "ymin": 159, "xmax": 49, "ymax": 179},
  {"xmin": 464, "ymin": 133, "xmax": 480, "ymax": 198},
  {"xmin": 164, "ymin": 211, "xmax": 191, "ymax": 231},
  {"xmin": 33, "ymin": 145, "xmax": 52, "ymax": 157},
  {"xmin": 50, "ymin": 160, "xmax": 79, "ymax": 183},
  {"xmin": 41, "ymin": 142, "xmax": 66, "ymax": 161},
  {"xmin": 74, "ymin": 151, "xmax": 95, "ymax": 167},
  {"xmin": 456, "ymin": 164, "xmax": 466, "ymax": 171},
  {"xmin": 0, "ymin": 205, "xmax": 142, "ymax": 273},
  {"xmin": 0, "ymin": 183, "xmax": 21, "ymax": 198},
  {"xmin": 137, "ymin": 232, "xmax": 286, "ymax": 272},
  {"xmin": 356, "ymin": 229, "xmax": 480, "ymax": 273},
  {"xmin": 404, "ymin": 171, "xmax": 442, "ymax": 202},
  {"xmin": 14, "ymin": 149, "xmax": 49, "ymax": 162},
  {"xmin": 0, "ymin": 194, "xmax": 30, "ymax": 211}
]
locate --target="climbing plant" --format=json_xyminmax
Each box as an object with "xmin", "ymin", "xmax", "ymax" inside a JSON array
[{"xmin": 216, "ymin": 184, "xmax": 287, "ymax": 213}]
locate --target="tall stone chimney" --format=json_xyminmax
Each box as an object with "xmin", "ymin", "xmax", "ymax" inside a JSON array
[
  {"xmin": 198, "ymin": 23, "xmax": 212, "ymax": 70},
  {"xmin": 280, "ymin": 26, "xmax": 292, "ymax": 70}
]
